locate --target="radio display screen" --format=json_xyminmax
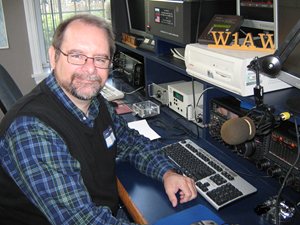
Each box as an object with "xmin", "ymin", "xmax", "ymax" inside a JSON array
[
  {"xmin": 213, "ymin": 24, "xmax": 231, "ymax": 29},
  {"xmin": 215, "ymin": 106, "xmax": 238, "ymax": 119},
  {"xmin": 173, "ymin": 91, "xmax": 183, "ymax": 102}
]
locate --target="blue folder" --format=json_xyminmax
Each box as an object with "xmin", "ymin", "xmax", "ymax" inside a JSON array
[{"xmin": 153, "ymin": 204, "xmax": 225, "ymax": 225}]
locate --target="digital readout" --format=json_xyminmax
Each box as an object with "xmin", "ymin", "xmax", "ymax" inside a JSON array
[
  {"xmin": 215, "ymin": 106, "xmax": 238, "ymax": 119},
  {"xmin": 213, "ymin": 24, "xmax": 231, "ymax": 28},
  {"xmin": 173, "ymin": 91, "xmax": 183, "ymax": 102}
]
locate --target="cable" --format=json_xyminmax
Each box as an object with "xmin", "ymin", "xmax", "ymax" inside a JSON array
[
  {"xmin": 196, "ymin": 87, "xmax": 214, "ymax": 106},
  {"xmin": 245, "ymin": 105, "xmax": 283, "ymax": 136},
  {"xmin": 149, "ymin": 115, "xmax": 201, "ymax": 141},
  {"xmin": 173, "ymin": 117, "xmax": 200, "ymax": 140},
  {"xmin": 193, "ymin": 87, "xmax": 214, "ymax": 123},
  {"xmin": 239, "ymin": 28, "xmax": 247, "ymax": 36},
  {"xmin": 109, "ymin": 69, "xmax": 125, "ymax": 82},
  {"xmin": 275, "ymin": 114, "xmax": 300, "ymax": 225},
  {"xmin": 149, "ymin": 119, "xmax": 187, "ymax": 136},
  {"xmin": 195, "ymin": 0, "xmax": 203, "ymax": 42},
  {"xmin": 191, "ymin": 78, "xmax": 197, "ymax": 125},
  {"xmin": 173, "ymin": 117, "xmax": 196, "ymax": 138},
  {"xmin": 124, "ymin": 86, "xmax": 144, "ymax": 95}
]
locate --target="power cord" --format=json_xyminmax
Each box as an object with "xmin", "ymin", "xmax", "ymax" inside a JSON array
[
  {"xmin": 149, "ymin": 119, "xmax": 192, "ymax": 146},
  {"xmin": 193, "ymin": 87, "xmax": 214, "ymax": 123},
  {"xmin": 172, "ymin": 117, "xmax": 200, "ymax": 140},
  {"xmin": 124, "ymin": 86, "xmax": 144, "ymax": 95},
  {"xmin": 149, "ymin": 119, "xmax": 187, "ymax": 136},
  {"xmin": 110, "ymin": 69, "xmax": 125, "ymax": 79},
  {"xmin": 149, "ymin": 115, "xmax": 200, "ymax": 142}
]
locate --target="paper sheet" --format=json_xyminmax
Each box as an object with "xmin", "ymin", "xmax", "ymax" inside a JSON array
[{"xmin": 128, "ymin": 119, "xmax": 161, "ymax": 140}]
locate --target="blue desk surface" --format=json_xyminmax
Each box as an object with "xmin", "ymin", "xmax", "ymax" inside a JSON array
[
  {"xmin": 153, "ymin": 204, "xmax": 225, "ymax": 225},
  {"xmin": 112, "ymin": 78, "xmax": 300, "ymax": 225},
  {"xmin": 116, "ymin": 148, "xmax": 300, "ymax": 225}
]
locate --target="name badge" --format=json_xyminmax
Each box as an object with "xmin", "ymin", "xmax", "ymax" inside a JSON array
[{"xmin": 103, "ymin": 125, "xmax": 116, "ymax": 148}]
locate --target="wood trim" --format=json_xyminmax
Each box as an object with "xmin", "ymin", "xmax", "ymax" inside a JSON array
[{"xmin": 117, "ymin": 177, "xmax": 148, "ymax": 224}]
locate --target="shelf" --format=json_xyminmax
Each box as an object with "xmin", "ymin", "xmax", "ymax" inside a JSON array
[
  {"xmin": 116, "ymin": 41, "xmax": 187, "ymax": 75},
  {"xmin": 115, "ymin": 41, "xmax": 300, "ymax": 123}
]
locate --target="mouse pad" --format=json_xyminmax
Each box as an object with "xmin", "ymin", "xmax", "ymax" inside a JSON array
[
  {"xmin": 113, "ymin": 100, "xmax": 131, "ymax": 114},
  {"xmin": 153, "ymin": 204, "xmax": 225, "ymax": 225}
]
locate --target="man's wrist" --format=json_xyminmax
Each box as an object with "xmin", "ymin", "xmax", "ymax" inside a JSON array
[{"xmin": 163, "ymin": 169, "xmax": 181, "ymax": 183}]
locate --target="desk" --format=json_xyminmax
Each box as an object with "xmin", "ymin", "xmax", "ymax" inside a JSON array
[
  {"xmin": 111, "ymin": 79, "xmax": 300, "ymax": 225},
  {"xmin": 116, "ymin": 141, "xmax": 300, "ymax": 225}
]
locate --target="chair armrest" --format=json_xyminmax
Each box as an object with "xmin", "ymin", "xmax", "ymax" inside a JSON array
[{"xmin": 117, "ymin": 177, "xmax": 148, "ymax": 224}]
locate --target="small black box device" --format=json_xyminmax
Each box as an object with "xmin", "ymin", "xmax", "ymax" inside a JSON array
[
  {"xmin": 145, "ymin": 0, "xmax": 236, "ymax": 45},
  {"xmin": 198, "ymin": 14, "xmax": 244, "ymax": 45}
]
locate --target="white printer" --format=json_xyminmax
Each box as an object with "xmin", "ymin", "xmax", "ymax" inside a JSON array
[{"xmin": 184, "ymin": 44, "xmax": 291, "ymax": 96}]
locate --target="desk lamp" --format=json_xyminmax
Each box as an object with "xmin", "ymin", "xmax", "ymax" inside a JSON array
[{"xmin": 248, "ymin": 19, "xmax": 300, "ymax": 225}]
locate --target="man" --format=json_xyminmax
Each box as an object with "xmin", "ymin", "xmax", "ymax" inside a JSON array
[{"xmin": 0, "ymin": 14, "xmax": 197, "ymax": 224}]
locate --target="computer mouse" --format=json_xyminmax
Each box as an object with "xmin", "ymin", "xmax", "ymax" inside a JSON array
[
  {"xmin": 189, "ymin": 220, "xmax": 218, "ymax": 225},
  {"xmin": 109, "ymin": 101, "xmax": 118, "ymax": 108}
]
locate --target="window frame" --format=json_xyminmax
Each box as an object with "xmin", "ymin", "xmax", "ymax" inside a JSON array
[{"xmin": 23, "ymin": 0, "xmax": 107, "ymax": 82}]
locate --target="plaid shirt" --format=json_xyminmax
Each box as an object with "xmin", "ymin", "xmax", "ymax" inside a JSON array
[{"xmin": 0, "ymin": 72, "xmax": 177, "ymax": 224}]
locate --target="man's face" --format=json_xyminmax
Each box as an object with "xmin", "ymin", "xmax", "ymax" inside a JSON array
[{"xmin": 49, "ymin": 20, "xmax": 111, "ymax": 101}]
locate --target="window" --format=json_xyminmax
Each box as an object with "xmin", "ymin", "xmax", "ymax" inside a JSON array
[{"xmin": 35, "ymin": 0, "xmax": 108, "ymax": 67}]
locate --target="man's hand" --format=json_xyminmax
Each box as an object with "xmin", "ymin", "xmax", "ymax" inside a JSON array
[{"xmin": 163, "ymin": 169, "xmax": 197, "ymax": 207}]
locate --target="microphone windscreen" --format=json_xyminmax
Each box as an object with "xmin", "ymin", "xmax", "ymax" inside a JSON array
[{"xmin": 220, "ymin": 117, "xmax": 256, "ymax": 145}]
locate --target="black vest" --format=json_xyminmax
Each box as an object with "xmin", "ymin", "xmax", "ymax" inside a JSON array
[{"xmin": 0, "ymin": 80, "xmax": 118, "ymax": 224}]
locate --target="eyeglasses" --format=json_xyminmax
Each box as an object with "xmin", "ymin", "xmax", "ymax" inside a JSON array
[{"xmin": 57, "ymin": 48, "xmax": 111, "ymax": 69}]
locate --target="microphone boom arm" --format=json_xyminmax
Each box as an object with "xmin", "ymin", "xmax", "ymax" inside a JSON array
[
  {"xmin": 245, "ymin": 20, "xmax": 300, "ymax": 134},
  {"xmin": 254, "ymin": 19, "xmax": 300, "ymax": 77}
]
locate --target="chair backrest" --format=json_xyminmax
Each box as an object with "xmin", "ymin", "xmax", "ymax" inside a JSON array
[{"xmin": 0, "ymin": 64, "xmax": 23, "ymax": 114}]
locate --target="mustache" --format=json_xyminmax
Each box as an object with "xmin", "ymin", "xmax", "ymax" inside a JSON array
[
  {"xmin": 69, "ymin": 73, "xmax": 103, "ymax": 100},
  {"xmin": 72, "ymin": 73, "xmax": 102, "ymax": 82}
]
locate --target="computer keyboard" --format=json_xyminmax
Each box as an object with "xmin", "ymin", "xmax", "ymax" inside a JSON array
[
  {"xmin": 101, "ymin": 83, "xmax": 125, "ymax": 101},
  {"xmin": 162, "ymin": 139, "xmax": 257, "ymax": 210}
]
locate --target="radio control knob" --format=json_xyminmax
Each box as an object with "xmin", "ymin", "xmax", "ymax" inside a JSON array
[
  {"xmin": 267, "ymin": 166, "xmax": 281, "ymax": 177},
  {"xmin": 279, "ymin": 174, "xmax": 295, "ymax": 187},
  {"xmin": 256, "ymin": 159, "xmax": 270, "ymax": 171},
  {"xmin": 196, "ymin": 117, "xmax": 203, "ymax": 123},
  {"xmin": 156, "ymin": 90, "xmax": 162, "ymax": 98},
  {"xmin": 236, "ymin": 141, "xmax": 256, "ymax": 157}
]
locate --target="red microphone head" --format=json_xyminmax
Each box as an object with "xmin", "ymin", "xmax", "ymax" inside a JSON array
[{"xmin": 220, "ymin": 116, "xmax": 256, "ymax": 145}]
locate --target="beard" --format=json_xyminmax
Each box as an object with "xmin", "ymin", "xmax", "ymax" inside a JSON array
[{"xmin": 57, "ymin": 72, "xmax": 103, "ymax": 100}]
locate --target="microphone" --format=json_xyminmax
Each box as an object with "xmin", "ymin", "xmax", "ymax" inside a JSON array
[
  {"xmin": 220, "ymin": 116, "xmax": 256, "ymax": 145},
  {"xmin": 220, "ymin": 112, "xmax": 291, "ymax": 146}
]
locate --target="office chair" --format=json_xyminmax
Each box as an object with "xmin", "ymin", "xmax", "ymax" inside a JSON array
[{"xmin": 0, "ymin": 64, "xmax": 23, "ymax": 114}]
